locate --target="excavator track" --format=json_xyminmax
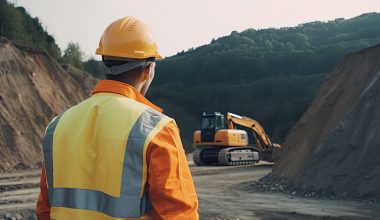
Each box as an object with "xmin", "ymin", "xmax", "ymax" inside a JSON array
[
  {"xmin": 193, "ymin": 149, "xmax": 206, "ymax": 166},
  {"xmin": 193, "ymin": 148, "xmax": 220, "ymax": 165},
  {"xmin": 193, "ymin": 147, "xmax": 260, "ymax": 166},
  {"xmin": 218, "ymin": 147, "xmax": 260, "ymax": 166}
]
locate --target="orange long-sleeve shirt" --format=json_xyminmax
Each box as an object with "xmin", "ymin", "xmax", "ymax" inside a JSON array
[{"xmin": 36, "ymin": 80, "xmax": 199, "ymax": 220}]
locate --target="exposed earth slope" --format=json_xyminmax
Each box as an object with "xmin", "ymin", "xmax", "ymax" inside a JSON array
[
  {"xmin": 0, "ymin": 38, "xmax": 96, "ymax": 171},
  {"xmin": 273, "ymin": 44, "xmax": 380, "ymax": 199}
]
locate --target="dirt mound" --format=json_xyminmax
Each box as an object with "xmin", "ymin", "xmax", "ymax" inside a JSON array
[
  {"xmin": 0, "ymin": 38, "xmax": 96, "ymax": 171},
  {"xmin": 273, "ymin": 44, "xmax": 380, "ymax": 199}
]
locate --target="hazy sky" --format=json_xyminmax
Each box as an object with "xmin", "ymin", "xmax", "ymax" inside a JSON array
[{"xmin": 9, "ymin": 0, "xmax": 380, "ymax": 59}]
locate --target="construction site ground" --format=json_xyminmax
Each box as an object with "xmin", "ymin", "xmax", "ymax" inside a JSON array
[{"xmin": 1, "ymin": 163, "xmax": 379, "ymax": 220}]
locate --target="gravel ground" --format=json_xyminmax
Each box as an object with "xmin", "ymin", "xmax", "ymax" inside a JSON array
[{"xmin": 1, "ymin": 163, "xmax": 380, "ymax": 220}]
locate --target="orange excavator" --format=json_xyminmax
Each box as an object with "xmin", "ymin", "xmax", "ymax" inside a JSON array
[{"xmin": 193, "ymin": 112, "xmax": 281, "ymax": 166}]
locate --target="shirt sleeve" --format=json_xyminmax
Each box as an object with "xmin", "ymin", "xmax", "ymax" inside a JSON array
[
  {"xmin": 146, "ymin": 120, "xmax": 199, "ymax": 220},
  {"xmin": 36, "ymin": 164, "xmax": 51, "ymax": 220}
]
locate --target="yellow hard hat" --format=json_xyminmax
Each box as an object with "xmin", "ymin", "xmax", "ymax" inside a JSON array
[{"xmin": 96, "ymin": 16, "xmax": 162, "ymax": 59}]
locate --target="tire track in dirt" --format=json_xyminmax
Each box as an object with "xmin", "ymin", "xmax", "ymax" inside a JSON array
[{"xmin": 0, "ymin": 170, "xmax": 40, "ymax": 212}]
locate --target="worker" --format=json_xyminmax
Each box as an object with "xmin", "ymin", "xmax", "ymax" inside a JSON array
[{"xmin": 36, "ymin": 16, "xmax": 199, "ymax": 220}]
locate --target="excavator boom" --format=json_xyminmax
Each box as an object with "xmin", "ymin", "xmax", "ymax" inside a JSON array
[{"xmin": 226, "ymin": 112, "xmax": 273, "ymax": 150}]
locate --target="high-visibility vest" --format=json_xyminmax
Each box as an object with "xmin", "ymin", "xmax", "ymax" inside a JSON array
[{"xmin": 43, "ymin": 93, "xmax": 172, "ymax": 220}]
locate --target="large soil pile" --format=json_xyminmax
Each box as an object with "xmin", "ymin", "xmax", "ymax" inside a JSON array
[
  {"xmin": 0, "ymin": 38, "xmax": 96, "ymax": 171},
  {"xmin": 273, "ymin": 44, "xmax": 380, "ymax": 199}
]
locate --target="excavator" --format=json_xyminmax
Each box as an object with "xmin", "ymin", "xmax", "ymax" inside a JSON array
[{"xmin": 193, "ymin": 112, "xmax": 281, "ymax": 166}]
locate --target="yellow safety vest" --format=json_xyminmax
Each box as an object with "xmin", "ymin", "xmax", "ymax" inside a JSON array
[{"xmin": 43, "ymin": 93, "xmax": 172, "ymax": 220}]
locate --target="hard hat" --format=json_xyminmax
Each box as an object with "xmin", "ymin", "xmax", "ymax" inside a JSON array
[{"xmin": 96, "ymin": 16, "xmax": 162, "ymax": 59}]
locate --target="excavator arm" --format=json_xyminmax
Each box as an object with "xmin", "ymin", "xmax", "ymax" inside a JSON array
[{"xmin": 226, "ymin": 112, "xmax": 273, "ymax": 151}]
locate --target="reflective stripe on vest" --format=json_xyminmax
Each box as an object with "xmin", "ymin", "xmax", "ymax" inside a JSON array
[{"xmin": 43, "ymin": 103, "xmax": 171, "ymax": 218}]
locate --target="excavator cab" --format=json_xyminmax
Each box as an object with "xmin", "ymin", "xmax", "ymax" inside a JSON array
[{"xmin": 200, "ymin": 112, "xmax": 226, "ymax": 142}]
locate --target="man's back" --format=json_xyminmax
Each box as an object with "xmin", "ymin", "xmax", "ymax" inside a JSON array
[{"xmin": 37, "ymin": 81, "xmax": 198, "ymax": 219}]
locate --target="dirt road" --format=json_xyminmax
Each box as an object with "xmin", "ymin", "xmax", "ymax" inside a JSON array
[
  {"xmin": 1, "ymin": 164, "xmax": 380, "ymax": 220},
  {"xmin": 192, "ymin": 163, "xmax": 380, "ymax": 220}
]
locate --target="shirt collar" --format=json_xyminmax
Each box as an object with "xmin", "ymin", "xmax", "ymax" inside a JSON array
[{"xmin": 92, "ymin": 80, "xmax": 163, "ymax": 113}]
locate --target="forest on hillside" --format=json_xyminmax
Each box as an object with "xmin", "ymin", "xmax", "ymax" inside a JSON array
[
  {"xmin": 0, "ymin": 0, "xmax": 61, "ymax": 60},
  {"xmin": 149, "ymin": 13, "xmax": 380, "ymax": 149},
  {"xmin": 156, "ymin": 13, "xmax": 380, "ymax": 85},
  {"xmin": 1, "ymin": 0, "xmax": 380, "ymax": 150},
  {"xmin": 0, "ymin": 0, "xmax": 95, "ymax": 74}
]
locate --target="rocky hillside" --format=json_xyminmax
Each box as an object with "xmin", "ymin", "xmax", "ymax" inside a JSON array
[
  {"xmin": 0, "ymin": 38, "xmax": 96, "ymax": 171},
  {"xmin": 273, "ymin": 43, "xmax": 380, "ymax": 199}
]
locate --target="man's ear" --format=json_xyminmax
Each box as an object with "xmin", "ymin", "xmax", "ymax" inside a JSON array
[{"xmin": 142, "ymin": 63, "xmax": 154, "ymax": 80}]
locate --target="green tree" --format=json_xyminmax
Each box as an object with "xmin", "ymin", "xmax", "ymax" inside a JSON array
[
  {"xmin": 62, "ymin": 42, "xmax": 84, "ymax": 69},
  {"xmin": 83, "ymin": 58, "xmax": 105, "ymax": 79}
]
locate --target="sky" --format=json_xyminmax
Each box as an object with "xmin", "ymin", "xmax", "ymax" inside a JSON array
[{"xmin": 8, "ymin": 0, "xmax": 380, "ymax": 59}]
